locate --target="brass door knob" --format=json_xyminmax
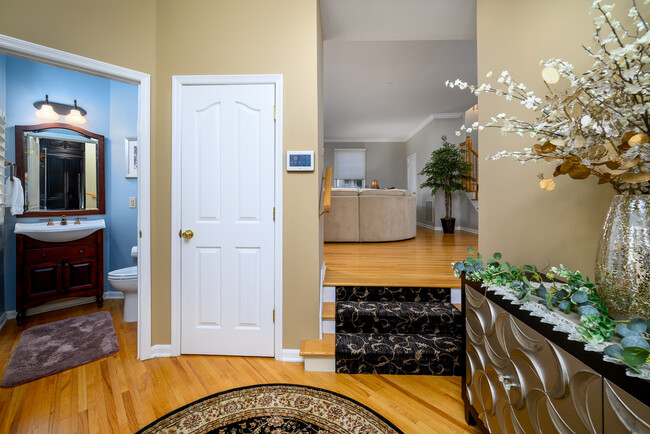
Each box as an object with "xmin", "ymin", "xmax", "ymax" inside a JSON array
[{"xmin": 181, "ymin": 229, "xmax": 194, "ymax": 239}]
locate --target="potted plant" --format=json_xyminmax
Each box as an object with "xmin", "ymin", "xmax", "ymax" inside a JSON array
[{"xmin": 419, "ymin": 135, "xmax": 475, "ymax": 233}]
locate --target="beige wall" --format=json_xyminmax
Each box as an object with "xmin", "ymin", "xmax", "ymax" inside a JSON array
[
  {"xmin": 476, "ymin": 0, "xmax": 633, "ymax": 275},
  {"xmin": 2, "ymin": 0, "xmax": 321, "ymax": 349}
]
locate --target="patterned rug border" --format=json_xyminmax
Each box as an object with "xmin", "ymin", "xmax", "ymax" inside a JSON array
[{"xmin": 136, "ymin": 383, "xmax": 403, "ymax": 433}]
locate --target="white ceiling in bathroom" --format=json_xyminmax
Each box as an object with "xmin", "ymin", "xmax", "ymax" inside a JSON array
[{"xmin": 321, "ymin": 0, "xmax": 478, "ymax": 141}]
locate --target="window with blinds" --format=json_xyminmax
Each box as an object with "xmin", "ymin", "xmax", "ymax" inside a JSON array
[
  {"xmin": 0, "ymin": 110, "xmax": 6, "ymax": 225},
  {"xmin": 333, "ymin": 148, "xmax": 366, "ymax": 188}
]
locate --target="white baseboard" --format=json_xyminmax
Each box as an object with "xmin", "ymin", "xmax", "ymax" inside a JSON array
[
  {"xmin": 281, "ymin": 349, "xmax": 304, "ymax": 362},
  {"xmin": 457, "ymin": 226, "xmax": 479, "ymax": 234},
  {"xmin": 150, "ymin": 344, "xmax": 172, "ymax": 358},
  {"xmin": 0, "ymin": 311, "xmax": 7, "ymax": 331},
  {"xmin": 6, "ymin": 310, "xmax": 16, "ymax": 319},
  {"xmin": 103, "ymin": 291, "xmax": 124, "ymax": 299},
  {"xmin": 451, "ymin": 288, "xmax": 461, "ymax": 304}
]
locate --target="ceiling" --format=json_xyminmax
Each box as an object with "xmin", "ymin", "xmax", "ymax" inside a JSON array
[{"xmin": 321, "ymin": 0, "xmax": 478, "ymax": 142}]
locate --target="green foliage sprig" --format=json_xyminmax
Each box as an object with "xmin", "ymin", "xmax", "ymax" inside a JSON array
[{"xmin": 454, "ymin": 248, "xmax": 649, "ymax": 375}]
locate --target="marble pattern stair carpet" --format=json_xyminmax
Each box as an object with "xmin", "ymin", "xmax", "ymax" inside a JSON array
[{"xmin": 335, "ymin": 286, "xmax": 462, "ymax": 375}]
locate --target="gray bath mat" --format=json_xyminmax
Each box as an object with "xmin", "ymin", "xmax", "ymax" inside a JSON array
[{"xmin": 1, "ymin": 311, "xmax": 119, "ymax": 387}]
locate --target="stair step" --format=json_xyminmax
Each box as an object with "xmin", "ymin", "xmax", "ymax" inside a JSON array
[
  {"xmin": 300, "ymin": 333, "xmax": 335, "ymax": 357},
  {"xmin": 322, "ymin": 302, "xmax": 335, "ymax": 320},
  {"xmin": 336, "ymin": 286, "xmax": 450, "ymax": 303},
  {"xmin": 335, "ymin": 333, "xmax": 462, "ymax": 375},
  {"xmin": 336, "ymin": 301, "xmax": 461, "ymax": 334}
]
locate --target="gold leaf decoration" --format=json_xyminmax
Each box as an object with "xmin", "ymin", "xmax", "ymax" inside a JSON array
[
  {"xmin": 541, "ymin": 142, "xmax": 557, "ymax": 153},
  {"xmin": 559, "ymin": 160, "xmax": 574, "ymax": 175},
  {"xmin": 619, "ymin": 157, "xmax": 641, "ymax": 170},
  {"xmin": 569, "ymin": 164, "xmax": 591, "ymax": 179},
  {"xmin": 605, "ymin": 160, "xmax": 622, "ymax": 170},
  {"xmin": 539, "ymin": 178, "xmax": 556, "ymax": 191},
  {"xmin": 532, "ymin": 144, "xmax": 543, "ymax": 155},
  {"xmin": 550, "ymin": 138, "xmax": 566, "ymax": 147},
  {"xmin": 598, "ymin": 174, "xmax": 612, "ymax": 184},
  {"xmin": 620, "ymin": 172, "xmax": 650, "ymax": 184},
  {"xmin": 621, "ymin": 131, "xmax": 637, "ymax": 144},
  {"xmin": 628, "ymin": 133, "xmax": 650, "ymax": 147},
  {"xmin": 544, "ymin": 156, "xmax": 558, "ymax": 162}
]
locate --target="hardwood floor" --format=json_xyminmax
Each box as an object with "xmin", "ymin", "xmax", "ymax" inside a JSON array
[
  {"xmin": 324, "ymin": 227, "xmax": 479, "ymax": 287},
  {"xmin": 0, "ymin": 300, "xmax": 478, "ymax": 433}
]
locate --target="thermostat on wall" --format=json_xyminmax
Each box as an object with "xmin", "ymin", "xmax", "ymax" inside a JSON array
[{"xmin": 287, "ymin": 151, "xmax": 314, "ymax": 171}]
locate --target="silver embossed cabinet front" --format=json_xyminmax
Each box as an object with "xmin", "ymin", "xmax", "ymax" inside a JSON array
[{"xmin": 463, "ymin": 284, "xmax": 650, "ymax": 433}]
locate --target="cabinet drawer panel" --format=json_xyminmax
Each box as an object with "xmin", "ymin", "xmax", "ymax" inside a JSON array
[{"xmin": 25, "ymin": 244, "xmax": 97, "ymax": 264}]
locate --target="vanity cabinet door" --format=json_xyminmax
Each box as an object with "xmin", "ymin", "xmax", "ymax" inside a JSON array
[
  {"xmin": 63, "ymin": 258, "xmax": 97, "ymax": 292},
  {"xmin": 25, "ymin": 261, "xmax": 63, "ymax": 298}
]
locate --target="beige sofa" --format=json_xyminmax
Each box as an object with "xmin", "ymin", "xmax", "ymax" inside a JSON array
[{"xmin": 324, "ymin": 188, "xmax": 416, "ymax": 242}]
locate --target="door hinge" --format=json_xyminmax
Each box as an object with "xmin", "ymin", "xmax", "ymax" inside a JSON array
[
  {"xmin": 139, "ymin": 230, "xmax": 142, "ymax": 238},
  {"xmin": 273, "ymin": 207, "xmax": 275, "ymax": 221},
  {"xmin": 273, "ymin": 106, "xmax": 276, "ymax": 120},
  {"xmin": 273, "ymin": 309, "xmax": 275, "ymax": 323}
]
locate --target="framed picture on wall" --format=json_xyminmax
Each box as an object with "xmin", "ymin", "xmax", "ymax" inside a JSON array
[{"xmin": 125, "ymin": 138, "xmax": 138, "ymax": 178}]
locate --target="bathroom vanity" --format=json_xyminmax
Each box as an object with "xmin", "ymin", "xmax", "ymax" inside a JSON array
[{"xmin": 16, "ymin": 230, "xmax": 104, "ymax": 325}]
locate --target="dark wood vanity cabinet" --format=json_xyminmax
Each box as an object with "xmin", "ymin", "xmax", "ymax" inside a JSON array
[{"xmin": 16, "ymin": 231, "xmax": 104, "ymax": 325}]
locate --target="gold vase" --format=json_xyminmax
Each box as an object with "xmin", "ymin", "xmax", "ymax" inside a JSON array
[{"xmin": 595, "ymin": 194, "xmax": 650, "ymax": 318}]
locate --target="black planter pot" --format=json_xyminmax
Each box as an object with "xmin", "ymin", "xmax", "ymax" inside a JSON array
[{"xmin": 441, "ymin": 218, "xmax": 456, "ymax": 234}]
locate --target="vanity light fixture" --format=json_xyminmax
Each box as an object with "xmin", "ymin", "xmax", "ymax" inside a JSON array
[
  {"xmin": 34, "ymin": 96, "xmax": 87, "ymax": 124},
  {"xmin": 34, "ymin": 95, "xmax": 59, "ymax": 120},
  {"xmin": 65, "ymin": 100, "xmax": 87, "ymax": 125}
]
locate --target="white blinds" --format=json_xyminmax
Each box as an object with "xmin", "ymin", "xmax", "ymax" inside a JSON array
[
  {"xmin": 0, "ymin": 110, "xmax": 6, "ymax": 224},
  {"xmin": 334, "ymin": 149, "xmax": 366, "ymax": 179}
]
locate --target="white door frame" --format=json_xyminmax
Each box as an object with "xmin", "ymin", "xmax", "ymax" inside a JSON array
[
  {"xmin": 407, "ymin": 152, "xmax": 417, "ymax": 195},
  {"xmin": 0, "ymin": 34, "xmax": 153, "ymax": 360},
  {"xmin": 170, "ymin": 74, "xmax": 284, "ymax": 359}
]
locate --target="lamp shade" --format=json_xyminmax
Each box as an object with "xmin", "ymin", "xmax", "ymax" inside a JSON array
[
  {"xmin": 65, "ymin": 108, "xmax": 86, "ymax": 124},
  {"xmin": 36, "ymin": 103, "xmax": 59, "ymax": 121}
]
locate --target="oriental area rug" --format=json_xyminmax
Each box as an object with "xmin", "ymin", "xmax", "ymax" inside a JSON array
[
  {"xmin": 1, "ymin": 311, "xmax": 119, "ymax": 387},
  {"xmin": 137, "ymin": 383, "xmax": 403, "ymax": 434}
]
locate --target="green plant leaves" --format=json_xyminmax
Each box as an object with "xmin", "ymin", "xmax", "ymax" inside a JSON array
[
  {"xmin": 628, "ymin": 318, "xmax": 649, "ymax": 333},
  {"xmin": 604, "ymin": 344, "xmax": 623, "ymax": 358},
  {"xmin": 622, "ymin": 347, "xmax": 650, "ymax": 366},
  {"xmin": 621, "ymin": 336, "xmax": 650, "ymax": 350},
  {"xmin": 571, "ymin": 291, "xmax": 589, "ymax": 304}
]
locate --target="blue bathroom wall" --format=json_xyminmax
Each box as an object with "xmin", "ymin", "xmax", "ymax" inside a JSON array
[
  {"xmin": 2, "ymin": 56, "xmax": 137, "ymax": 311},
  {"xmin": 0, "ymin": 54, "xmax": 6, "ymax": 314},
  {"xmin": 107, "ymin": 80, "xmax": 138, "ymax": 291}
]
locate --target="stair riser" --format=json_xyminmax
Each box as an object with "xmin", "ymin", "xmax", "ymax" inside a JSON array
[
  {"xmin": 336, "ymin": 301, "xmax": 461, "ymax": 335},
  {"xmin": 336, "ymin": 286, "xmax": 450, "ymax": 303},
  {"xmin": 335, "ymin": 333, "xmax": 461, "ymax": 376}
]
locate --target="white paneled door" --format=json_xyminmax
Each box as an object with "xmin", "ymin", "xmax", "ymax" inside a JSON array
[{"xmin": 180, "ymin": 83, "xmax": 275, "ymax": 356}]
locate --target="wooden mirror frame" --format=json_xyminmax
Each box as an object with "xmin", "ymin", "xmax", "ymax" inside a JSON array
[{"xmin": 15, "ymin": 123, "xmax": 105, "ymax": 217}]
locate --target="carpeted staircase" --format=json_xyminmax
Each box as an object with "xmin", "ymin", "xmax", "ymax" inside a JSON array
[{"xmin": 335, "ymin": 286, "xmax": 462, "ymax": 375}]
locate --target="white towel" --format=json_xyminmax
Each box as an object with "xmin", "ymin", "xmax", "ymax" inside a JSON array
[{"xmin": 6, "ymin": 177, "xmax": 25, "ymax": 215}]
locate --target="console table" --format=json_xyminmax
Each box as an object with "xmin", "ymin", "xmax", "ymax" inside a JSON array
[{"xmin": 461, "ymin": 275, "xmax": 650, "ymax": 433}]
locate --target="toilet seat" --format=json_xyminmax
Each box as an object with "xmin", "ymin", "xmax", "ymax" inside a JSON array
[{"xmin": 108, "ymin": 266, "xmax": 137, "ymax": 280}]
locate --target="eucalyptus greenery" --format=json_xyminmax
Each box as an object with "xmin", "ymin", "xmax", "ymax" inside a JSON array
[
  {"xmin": 454, "ymin": 247, "xmax": 650, "ymax": 374},
  {"xmin": 419, "ymin": 136, "xmax": 475, "ymax": 219}
]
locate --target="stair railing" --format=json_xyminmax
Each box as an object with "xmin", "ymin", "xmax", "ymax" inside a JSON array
[
  {"xmin": 461, "ymin": 136, "xmax": 478, "ymax": 200},
  {"xmin": 320, "ymin": 166, "xmax": 332, "ymax": 216}
]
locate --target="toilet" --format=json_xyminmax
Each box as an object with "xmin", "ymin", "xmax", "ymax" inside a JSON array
[{"xmin": 108, "ymin": 246, "xmax": 138, "ymax": 322}]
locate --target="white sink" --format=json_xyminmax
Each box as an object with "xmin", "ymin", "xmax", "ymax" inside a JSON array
[{"xmin": 15, "ymin": 219, "xmax": 106, "ymax": 243}]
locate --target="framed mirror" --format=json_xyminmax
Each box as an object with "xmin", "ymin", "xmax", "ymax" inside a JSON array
[{"xmin": 15, "ymin": 123, "xmax": 105, "ymax": 216}]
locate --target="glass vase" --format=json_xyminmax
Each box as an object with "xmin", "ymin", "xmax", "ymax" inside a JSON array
[{"xmin": 595, "ymin": 194, "xmax": 650, "ymax": 319}]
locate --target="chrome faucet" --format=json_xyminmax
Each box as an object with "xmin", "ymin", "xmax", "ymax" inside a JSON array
[{"xmin": 60, "ymin": 215, "xmax": 67, "ymax": 226}]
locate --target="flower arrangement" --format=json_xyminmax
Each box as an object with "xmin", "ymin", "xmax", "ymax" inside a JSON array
[{"xmin": 446, "ymin": 0, "xmax": 650, "ymax": 194}]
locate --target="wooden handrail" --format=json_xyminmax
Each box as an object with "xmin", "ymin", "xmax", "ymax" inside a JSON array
[
  {"xmin": 322, "ymin": 166, "xmax": 332, "ymax": 213},
  {"xmin": 461, "ymin": 136, "xmax": 478, "ymax": 200}
]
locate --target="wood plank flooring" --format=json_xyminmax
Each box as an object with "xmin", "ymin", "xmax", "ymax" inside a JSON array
[
  {"xmin": 324, "ymin": 227, "xmax": 479, "ymax": 287},
  {"xmin": 0, "ymin": 300, "xmax": 479, "ymax": 433}
]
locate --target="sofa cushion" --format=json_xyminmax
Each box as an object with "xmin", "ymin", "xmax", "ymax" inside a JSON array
[
  {"xmin": 331, "ymin": 188, "xmax": 359, "ymax": 196},
  {"xmin": 359, "ymin": 195, "xmax": 416, "ymax": 242},
  {"xmin": 324, "ymin": 196, "xmax": 360, "ymax": 242},
  {"xmin": 359, "ymin": 188, "xmax": 407, "ymax": 196}
]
